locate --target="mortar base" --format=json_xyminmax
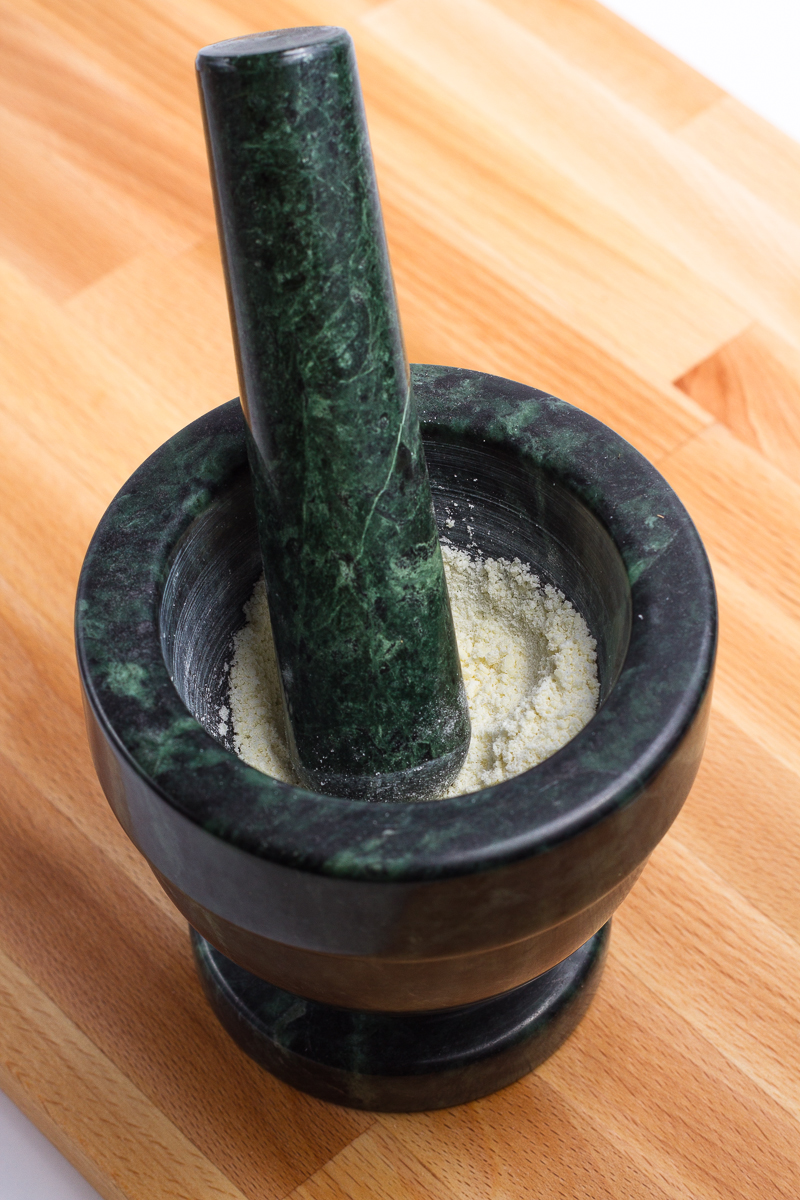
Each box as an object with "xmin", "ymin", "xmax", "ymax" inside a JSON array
[{"xmin": 191, "ymin": 922, "xmax": 609, "ymax": 1111}]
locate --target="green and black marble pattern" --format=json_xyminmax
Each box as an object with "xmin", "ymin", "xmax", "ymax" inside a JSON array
[
  {"xmin": 190, "ymin": 922, "xmax": 609, "ymax": 1110},
  {"xmin": 196, "ymin": 29, "xmax": 469, "ymax": 799},
  {"xmin": 76, "ymin": 368, "xmax": 716, "ymax": 905}
]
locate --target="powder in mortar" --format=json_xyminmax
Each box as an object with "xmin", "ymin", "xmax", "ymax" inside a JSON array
[{"xmin": 226, "ymin": 545, "xmax": 599, "ymax": 797}]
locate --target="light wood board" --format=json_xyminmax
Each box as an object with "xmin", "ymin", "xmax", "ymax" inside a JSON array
[{"xmin": 1, "ymin": 0, "xmax": 799, "ymax": 1196}]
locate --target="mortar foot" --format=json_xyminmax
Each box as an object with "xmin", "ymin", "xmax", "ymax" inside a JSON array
[{"xmin": 191, "ymin": 921, "xmax": 609, "ymax": 1112}]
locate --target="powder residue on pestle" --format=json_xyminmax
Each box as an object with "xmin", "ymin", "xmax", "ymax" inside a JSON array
[{"xmin": 226, "ymin": 546, "xmax": 599, "ymax": 798}]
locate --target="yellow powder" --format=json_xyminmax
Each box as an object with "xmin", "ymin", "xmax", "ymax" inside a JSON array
[{"xmin": 227, "ymin": 545, "xmax": 599, "ymax": 797}]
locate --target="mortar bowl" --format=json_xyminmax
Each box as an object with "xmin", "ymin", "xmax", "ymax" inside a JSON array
[{"xmin": 76, "ymin": 365, "xmax": 716, "ymax": 1110}]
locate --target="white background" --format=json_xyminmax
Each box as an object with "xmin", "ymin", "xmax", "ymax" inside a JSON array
[
  {"xmin": 2, "ymin": 2, "xmax": 798, "ymax": 1195},
  {"xmin": 602, "ymin": 0, "xmax": 800, "ymax": 142}
]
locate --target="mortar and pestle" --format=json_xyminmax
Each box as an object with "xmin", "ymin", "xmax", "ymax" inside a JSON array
[{"xmin": 75, "ymin": 28, "xmax": 716, "ymax": 1111}]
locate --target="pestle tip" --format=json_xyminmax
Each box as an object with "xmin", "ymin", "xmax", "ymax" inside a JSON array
[{"xmin": 196, "ymin": 26, "xmax": 349, "ymax": 70}]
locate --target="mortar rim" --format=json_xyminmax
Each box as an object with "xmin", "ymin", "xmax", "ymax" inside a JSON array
[{"xmin": 75, "ymin": 365, "xmax": 716, "ymax": 882}]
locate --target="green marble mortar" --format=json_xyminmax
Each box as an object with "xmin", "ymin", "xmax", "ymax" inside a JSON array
[{"xmin": 75, "ymin": 365, "xmax": 717, "ymax": 1109}]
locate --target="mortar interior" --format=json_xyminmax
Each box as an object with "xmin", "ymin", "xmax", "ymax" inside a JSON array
[{"xmin": 160, "ymin": 435, "xmax": 632, "ymax": 789}]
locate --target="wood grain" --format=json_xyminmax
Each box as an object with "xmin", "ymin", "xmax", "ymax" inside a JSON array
[
  {"xmin": 1, "ymin": 0, "xmax": 799, "ymax": 1196},
  {"xmin": 676, "ymin": 323, "xmax": 800, "ymax": 482}
]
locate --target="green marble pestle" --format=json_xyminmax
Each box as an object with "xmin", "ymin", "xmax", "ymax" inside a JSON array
[{"xmin": 196, "ymin": 27, "xmax": 470, "ymax": 801}]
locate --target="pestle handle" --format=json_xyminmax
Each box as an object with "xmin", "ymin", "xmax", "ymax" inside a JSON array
[{"xmin": 197, "ymin": 27, "xmax": 469, "ymax": 801}]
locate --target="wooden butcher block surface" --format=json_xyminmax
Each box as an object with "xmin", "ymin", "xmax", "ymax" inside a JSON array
[{"xmin": 1, "ymin": 0, "xmax": 800, "ymax": 1196}]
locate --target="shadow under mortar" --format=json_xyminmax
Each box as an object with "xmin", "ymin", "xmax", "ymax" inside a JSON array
[{"xmin": 76, "ymin": 365, "xmax": 716, "ymax": 1111}]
